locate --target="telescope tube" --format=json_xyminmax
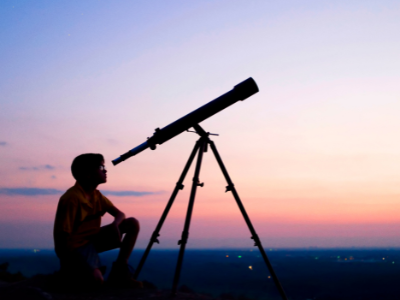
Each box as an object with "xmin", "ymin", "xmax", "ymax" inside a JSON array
[{"xmin": 112, "ymin": 77, "xmax": 259, "ymax": 165}]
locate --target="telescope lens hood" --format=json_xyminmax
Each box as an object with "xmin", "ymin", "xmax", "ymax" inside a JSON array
[{"xmin": 234, "ymin": 77, "xmax": 259, "ymax": 101}]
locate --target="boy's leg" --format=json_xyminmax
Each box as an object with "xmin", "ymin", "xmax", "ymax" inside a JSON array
[
  {"xmin": 94, "ymin": 217, "xmax": 140, "ymax": 256},
  {"xmin": 61, "ymin": 242, "xmax": 104, "ymax": 285},
  {"xmin": 116, "ymin": 218, "xmax": 140, "ymax": 264},
  {"xmin": 98, "ymin": 218, "xmax": 142, "ymax": 288},
  {"xmin": 92, "ymin": 268, "xmax": 104, "ymax": 284}
]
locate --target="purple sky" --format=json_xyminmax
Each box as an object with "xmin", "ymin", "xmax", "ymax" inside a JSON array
[{"xmin": 1, "ymin": 0, "xmax": 400, "ymax": 248}]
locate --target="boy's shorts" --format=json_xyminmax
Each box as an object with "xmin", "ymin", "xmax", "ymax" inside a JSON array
[{"xmin": 61, "ymin": 224, "xmax": 122, "ymax": 273}]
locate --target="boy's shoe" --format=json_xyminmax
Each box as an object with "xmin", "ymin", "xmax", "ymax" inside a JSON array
[{"xmin": 107, "ymin": 261, "xmax": 143, "ymax": 288}]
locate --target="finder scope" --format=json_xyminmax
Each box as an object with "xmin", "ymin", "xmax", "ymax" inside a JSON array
[{"xmin": 112, "ymin": 77, "xmax": 259, "ymax": 165}]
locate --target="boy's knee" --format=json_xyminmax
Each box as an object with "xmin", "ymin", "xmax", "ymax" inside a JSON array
[{"xmin": 124, "ymin": 217, "xmax": 140, "ymax": 232}]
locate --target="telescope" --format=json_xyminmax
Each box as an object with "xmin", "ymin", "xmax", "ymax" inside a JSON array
[
  {"xmin": 112, "ymin": 77, "xmax": 259, "ymax": 165},
  {"xmin": 113, "ymin": 77, "xmax": 288, "ymax": 300}
]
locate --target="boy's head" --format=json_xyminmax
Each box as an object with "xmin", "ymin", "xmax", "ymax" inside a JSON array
[{"xmin": 71, "ymin": 153, "xmax": 107, "ymax": 185}]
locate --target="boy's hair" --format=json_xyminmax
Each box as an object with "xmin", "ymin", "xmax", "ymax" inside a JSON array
[{"xmin": 71, "ymin": 153, "xmax": 104, "ymax": 182}]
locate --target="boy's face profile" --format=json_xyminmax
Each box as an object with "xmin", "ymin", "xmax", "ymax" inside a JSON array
[
  {"xmin": 94, "ymin": 161, "xmax": 107, "ymax": 185},
  {"xmin": 84, "ymin": 160, "xmax": 107, "ymax": 186}
]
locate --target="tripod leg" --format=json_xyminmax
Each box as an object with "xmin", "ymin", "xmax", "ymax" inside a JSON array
[
  {"xmin": 208, "ymin": 140, "xmax": 288, "ymax": 300},
  {"xmin": 171, "ymin": 138, "xmax": 207, "ymax": 296},
  {"xmin": 134, "ymin": 140, "xmax": 201, "ymax": 279}
]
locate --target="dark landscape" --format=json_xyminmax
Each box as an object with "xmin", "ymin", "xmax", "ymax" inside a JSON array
[{"xmin": 1, "ymin": 248, "xmax": 400, "ymax": 300}]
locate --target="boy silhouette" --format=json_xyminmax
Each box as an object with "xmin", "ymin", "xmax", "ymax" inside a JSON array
[{"xmin": 53, "ymin": 153, "xmax": 141, "ymax": 287}]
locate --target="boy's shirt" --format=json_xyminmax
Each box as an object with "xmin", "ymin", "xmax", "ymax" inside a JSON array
[{"xmin": 53, "ymin": 182, "xmax": 114, "ymax": 253}]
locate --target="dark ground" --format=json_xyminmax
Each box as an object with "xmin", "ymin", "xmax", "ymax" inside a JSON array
[
  {"xmin": 0, "ymin": 275, "xmax": 214, "ymax": 300},
  {"xmin": 1, "ymin": 248, "xmax": 400, "ymax": 300}
]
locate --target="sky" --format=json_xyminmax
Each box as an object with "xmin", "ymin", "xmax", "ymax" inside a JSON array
[{"xmin": 1, "ymin": 0, "xmax": 400, "ymax": 249}]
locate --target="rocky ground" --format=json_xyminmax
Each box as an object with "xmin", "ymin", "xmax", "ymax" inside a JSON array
[
  {"xmin": 0, "ymin": 275, "xmax": 215, "ymax": 300},
  {"xmin": 0, "ymin": 261, "xmax": 217, "ymax": 300}
]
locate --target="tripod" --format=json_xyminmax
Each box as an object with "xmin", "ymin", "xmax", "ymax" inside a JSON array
[{"xmin": 133, "ymin": 124, "xmax": 288, "ymax": 300}]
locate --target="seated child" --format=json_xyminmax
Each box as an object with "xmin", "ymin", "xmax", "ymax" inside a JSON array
[{"xmin": 53, "ymin": 153, "xmax": 141, "ymax": 287}]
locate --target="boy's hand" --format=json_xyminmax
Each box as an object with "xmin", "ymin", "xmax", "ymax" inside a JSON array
[
  {"xmin": 108, "ymin": 206, "xmax": 126, "ymax": 226},
  {"xmin": 107, "ymin": 205, "xmax": 126, "ymax": 244}
]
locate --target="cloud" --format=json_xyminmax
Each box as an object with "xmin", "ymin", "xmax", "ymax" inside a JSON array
[
  {"xmin": 0, "ymin": 188, "xmax": 62, "ymax": 196},
  {"xmin": 101, "ymin": 190, "xmax": 160, "ymax": 197},
  {"xmin": 0, "ymin": 141, "xmax": 6, "ymax": 146},
  {"xmin": 19, "ymin": 165, "xmax": 56, "ymax": 171},
  {"xmin": 0, "ymin": 187, "xmax": 159, "ymax": 197}
]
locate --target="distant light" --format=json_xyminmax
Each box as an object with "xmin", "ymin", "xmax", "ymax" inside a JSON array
[
  {"xmin": 238, "ymin": 256, "xmax": 242, "ymax": 258},
  {"xmin": 33, "ymin": 249, "xmax": 40, "ymax": 253},
  {"xmin": 269, "ymin": 249, "xmax": 272, "ymax": 251},
  {"xmin": 337, "ymin": 256, "xmax": 340, "ymax": 259},
  {"xmin": 268, "ymin": 276, "xmax": 271, "ymax": 279},
  {"xmin": 315, "ymin": 257, "xmax": 318, "ymax": 260},
  {"xmin": 383, "ymin": 258, "xmax": 385, "ymax": 260},
  {"xmin": 249, "ymin": 266, "xmax": 253, "ymax": 270},
  {"xmin": 345, "ymin": 258, "xmax": 347, "ymax": 260},
  {"xmin": 392, "ymin": 261, "xmax": 395, "ymax": 264},
  {"xmin": 226, "ymin": 255, "xmax": 229, "ymax": 258}
]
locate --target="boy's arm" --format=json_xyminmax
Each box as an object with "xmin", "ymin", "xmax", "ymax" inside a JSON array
[{"xmin": 107, "ymin": 205, "xmax": 126, "ymax": 226}]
